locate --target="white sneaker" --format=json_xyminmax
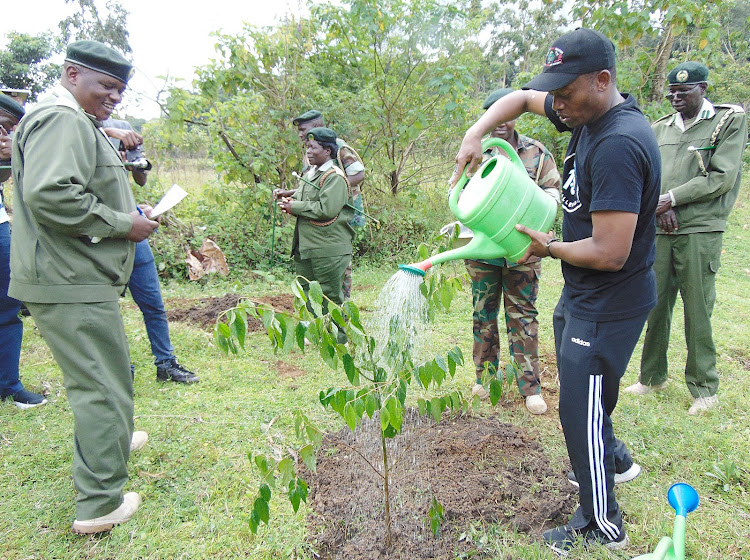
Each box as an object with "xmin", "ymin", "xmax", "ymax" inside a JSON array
[
  {"xmin": 688, "ymin": 395, "xmax": 718, "ymax": 415},
  {"xmin": 71, "ymin": 492, "xmax": 141, "ymax": 534},
  {"xmin": 471, "ymin": 383, "xmax": 489, "ymax": 400},
  {"xmin": 624, "ymin": 381, "xmax": 668, "ymax": 395},
  {"xmin": 130, "ymin": 431, "xmax": 148, "ymax": 452},
  {"xmin": 525, "ymin": 394, "xmax": 548, "ymax": 415}
]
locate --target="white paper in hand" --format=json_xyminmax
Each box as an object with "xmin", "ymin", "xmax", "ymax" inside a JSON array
[{"xmin": 150, "ymin": 184, "xmax": 188, "ymax": 217}]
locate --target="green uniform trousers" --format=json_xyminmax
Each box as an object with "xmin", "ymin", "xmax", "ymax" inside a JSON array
[
  {"xmin": 640, "ymin": 232, "xmax": 722, "ymax": 398},
  {"xmin": 295, "ymin": 254, "xmax": 351, "ymax": 314},
  {"xmin": 26, "ymin": 300, "xmax": 133, "ymax": 520}
]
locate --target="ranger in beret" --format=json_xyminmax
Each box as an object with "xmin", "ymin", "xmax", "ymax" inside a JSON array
[
  {"xmin": 290, "ymin": 109, "xmax": 366, "ymax": 300},
  {"xmin": 629, "ymin": 61, "xmax": 747, "ymax": 415},
  {"xmin": 276, "ymin": 126, "xmax": 354, "ymax": 319},
  {"xmin": 1, "ymin": 94, "xmax": 48, "ymax": 410},
  {"xmin": 460, "ymin": 87, "xmax": 560, "ymax": 416},
  {"xmin": 9, "ymin": 39, "xmax": 158, "ymax": 533}
]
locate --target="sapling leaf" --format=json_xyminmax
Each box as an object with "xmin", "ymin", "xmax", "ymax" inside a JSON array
[
  {"xmin": 291, "ymin": 278, "xmax": 306, "ymax": 301},
  {"xmin": 277, "ymin": 459, "xmax": 294, "ymax": 486},
  {"xmin": 289, "ymin": 485, "xmax": 301, "ymax": 512},
  {"xmin": 249, "ymin": 510, "xmax": 259, "ymax": 533},
  {"xmin": 254, "ymin": 454, "xmax": 270, "ymax": 476},
  {"xmin": 306, "ymin": 423, "xmax": 323, "ymax": 444},
  {"xmin": 418, "ymin": 398, "xmax": 428, "ymax": 416},
  {"xmin": 430, "ymin": 396, "xmax": 444, "ymax": 422},
  {"xmin": 308, "ymin": 281, "xmax": 324, "ymax": 316},
  {"xmin": 300, "ymin": 444, "xmax": 317, "ymax": 473},
  {"xmin": 295, "ymin": 322, "xmax": 306, "ymax": 350},
  {"xmin": 386, "ymin": 398, "xmax": 402, "ymax": 431},
  {"xmin": 353, "ymin": 398, "xmax": 366, "ymax": 420},
  {"xmin": 343, "ymin": 403, "xmax": 357, "ymax": 431},
  {"xmin": 254, "ymin": 496, "xmax": 270, "ymax": 524},
  {"xmin": 259, "ymin": 483, "xmax": 272, "ymax": 502},
  {"xmin": 380, "ymin": 407, "xmax": 390, "ymax": 431},
  {"xmin": 343, "ymin": 354, "xmax": 358, "ymax": 384},
  {"xmin": 331, "ymin": 307, "xmax": 347, "ymax": 329},
  {"xmin": 489, "ymin": 378, "xmax": 502, "ymax": 406},
  {"xmin": 505, "ymin": 362, "xmax": 516, "ymax": 384},
  {"xmin": 365, "ymin": 393, "xmax": 379, "ymax": 418}
]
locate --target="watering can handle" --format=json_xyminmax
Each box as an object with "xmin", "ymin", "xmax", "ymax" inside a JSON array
[{"xmin": 449, "ymin": 137, "xmax": 524, "ymax": 209}]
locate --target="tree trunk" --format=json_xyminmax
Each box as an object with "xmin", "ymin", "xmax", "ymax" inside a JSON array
[{"xmin": 649, "ymin": 24, "xmax": 675, "ymax": 103}]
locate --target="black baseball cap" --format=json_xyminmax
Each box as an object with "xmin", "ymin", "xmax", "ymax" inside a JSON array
[{"xmin": 523, "ymin": 28, "xmax": 616, "ymax": 92}]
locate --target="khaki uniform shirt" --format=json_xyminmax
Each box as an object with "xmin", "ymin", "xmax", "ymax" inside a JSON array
[
  {"xmin": 652, "ymin": 99, "xmax": 747, "ymax": 235},
  {"xmin": 9, "ymin": 86, "xmax": 136, "ymax": 303},
  {"xmin": 291, "ymin": 160, "xmax": 354, "ymax": 259}
]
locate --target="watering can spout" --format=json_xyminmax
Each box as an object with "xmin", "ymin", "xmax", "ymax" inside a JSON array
[
  {"xmin": 400, "ymin": 231, "xmax": 510, "ymax": 276},
  {"xmin": 630, "ymin": 483, "xmax": 699, "ymax": 560}
]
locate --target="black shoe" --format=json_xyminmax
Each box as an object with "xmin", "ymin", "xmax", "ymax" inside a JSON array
[
  {"xmin": 544, "ymin": 523, "xmax": 629, "ymax": 557},
  {"xmin": 567, "ymin": 462, "xmax": 641, "ymax": 488},
  {"xmin": 3, "ymin": 389, "xmax": 47, "ymax": 409},
  {"xmin": 156, "ymin": 359, "xmax": 199, "ymax": 384}
]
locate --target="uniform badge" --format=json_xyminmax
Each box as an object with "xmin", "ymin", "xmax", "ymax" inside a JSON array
[
  {"xmin": 676, "ymin": 69, "xmax": 688, "ymax": 83},
  {"xmin": 545, "ymin": 47, "xmax": 564, "ymax": 68},
  {"xmin": 128, "ymin": 67, "xmax": 136, "ymax": 80}
]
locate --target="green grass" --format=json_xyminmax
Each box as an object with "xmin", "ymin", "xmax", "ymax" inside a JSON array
[{"xmin": 3, "ymin": 184, "xmax": 750, "ymax": 559}]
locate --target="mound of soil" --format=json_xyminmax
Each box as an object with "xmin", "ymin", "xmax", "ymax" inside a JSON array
[
  {"xmin": 302, "ymin": 409, "xmax": 575, "ymax": 559},
  {"xmin": 165, "ymin": 293, "xmax": 295, "ymax": 331}
]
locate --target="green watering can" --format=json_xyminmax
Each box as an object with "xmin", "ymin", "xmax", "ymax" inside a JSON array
[
  {"xmin": 631, "ymin": 483, "xmax": 700, "ymax": 560},
  {"xmin": 400, "ymin": 137, "xmax": 557, "ymax": 276}
]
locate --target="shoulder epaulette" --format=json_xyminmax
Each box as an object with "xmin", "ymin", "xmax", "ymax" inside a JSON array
[
  {"xmin": 714, "ymin": 103, "xmax": 744, "ymax": 114},
  {"xmin": 54, "ymin": 96, "xmax": 80, "ymax": 111},
  {"xmin": 653, "ymin": 112, "xmax": 676, "ymax": 124}
]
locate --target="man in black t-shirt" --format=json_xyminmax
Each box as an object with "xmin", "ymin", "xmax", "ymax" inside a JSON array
[{"xmin": 453, "ymin": 28, "xmax": 660, "ymax": 556}]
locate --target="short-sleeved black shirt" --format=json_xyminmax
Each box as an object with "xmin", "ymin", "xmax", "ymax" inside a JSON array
[{"xmin": 545, "ymin": 93, "xmax": 660, "ymax": 321}]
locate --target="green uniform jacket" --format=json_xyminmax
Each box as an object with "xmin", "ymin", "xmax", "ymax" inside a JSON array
[
  {"xmin": 290, "ymin": 162, "xmax": 354, "ymax": 259},
  {"xmin": 652, "ymin": 102, "xmax": 747, "ymax": 235},
  {"xmin": 9, "ymin": 87, "xmax": 136, "ymax": 303}
]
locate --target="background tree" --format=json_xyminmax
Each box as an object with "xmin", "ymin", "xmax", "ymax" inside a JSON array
[
  {"xmin": 0, "ymin": 32, "xmax": 60, "ymax": 102},
  {"xmin": 58, "ymin": 0, "xmax": 132, "ymax": 54}
]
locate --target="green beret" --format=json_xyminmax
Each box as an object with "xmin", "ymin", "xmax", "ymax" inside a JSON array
[
  {"xmin": 667, "ymin": 62, "xmax": 709, "ymax": 85},
  {"xmin": 0, "ymin": 94, "xmax": 25, "ymax": 121},
  {"xmin": 482, "ymin": 88, "xmax": 514, "ymax": 110},
  {"xmin": 65, "ymin": 40, "xmax": 134, "ymax": 84},
  {"xmin": 293, "ymin": 110, "xmax": 322, "ymax": 126},
  {"xmin": 306, "ymin": 127, "xmax": 337, "ymax": 144}
]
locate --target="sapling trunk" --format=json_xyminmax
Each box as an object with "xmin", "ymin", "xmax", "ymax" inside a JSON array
[{"xmin": 381, "ymin": 428, "xmax": 393, "ymax": 548}]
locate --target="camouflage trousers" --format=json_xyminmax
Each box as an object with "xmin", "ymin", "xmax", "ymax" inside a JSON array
[
  {"xmin": 342, "ymin": 261, "xmax": 353, "ymax": 300},
  {"xmin": 342, "ymin": 185, "xmax": 364, "ymax": 300},
  {"xmin": 465, "ymin": 259, "xmax": 542, "ymax": 397}
]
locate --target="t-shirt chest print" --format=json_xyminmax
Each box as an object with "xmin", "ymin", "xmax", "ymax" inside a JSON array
[{"xmin": 561, "ymin": 153, "xmax": 581, "ymax": 213}]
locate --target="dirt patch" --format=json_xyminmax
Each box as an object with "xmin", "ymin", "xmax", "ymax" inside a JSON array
[
  {"xmin": 166, "ymin": 293, "xmax": 295, "ymax": 331},
  {"xmin": 276, "ymin": 360, "xmax": 306, "ymax": 379},
  {"xmin": 302, "ymin": 409, "xmax": 575, "ymax": 559}
]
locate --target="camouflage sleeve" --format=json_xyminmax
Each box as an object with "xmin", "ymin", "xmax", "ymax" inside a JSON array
[{"xmin": 533, "ymin": 145, "xmax": 561, "ymax": 204}]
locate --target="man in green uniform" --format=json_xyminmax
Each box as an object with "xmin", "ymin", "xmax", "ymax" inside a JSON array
[
  {"xmin": 276, "ymin": 127, "xmax": 354, "ymax": 312},
  {"xmin": 9, "ymin": 40, "xmax": 159, "ymax": 533},
  {"xmin": 459, "ymin": 88, "xmax": 561, "ymax": 415},
  {"xmin": 293, "ymin": 110, "xmax": 365, "ymax": 299},
  {"xmin": 627, "ymin": 62, "xmax": 747, "ymax": 415}
]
